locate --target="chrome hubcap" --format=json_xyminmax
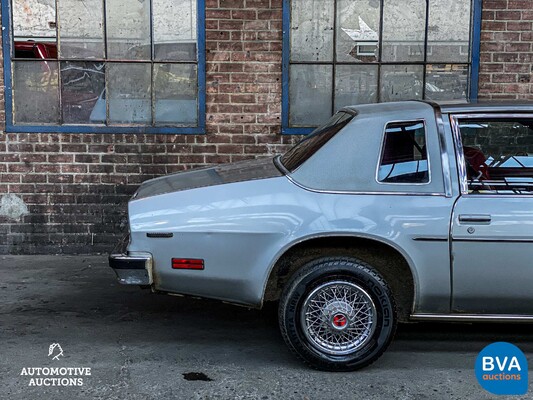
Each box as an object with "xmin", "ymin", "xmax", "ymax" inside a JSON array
[{"xmin": 301, "ymin": 281, "xmax": 377, "ymax": 355}]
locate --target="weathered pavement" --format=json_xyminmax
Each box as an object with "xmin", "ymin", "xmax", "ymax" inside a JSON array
[{"xmin": 1, "ymin": 255, "xmax": 532, "ymax": 400}]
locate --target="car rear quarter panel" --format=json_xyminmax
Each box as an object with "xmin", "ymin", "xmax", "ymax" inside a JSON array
[{"xmin": 128, "ymin": 176, "xmax": 452, "ymax": 312}]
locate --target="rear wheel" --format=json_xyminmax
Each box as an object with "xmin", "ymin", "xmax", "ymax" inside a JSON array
[{"xmin": 279, "ymin": 257, "xmax": 397, "ymax": 371}]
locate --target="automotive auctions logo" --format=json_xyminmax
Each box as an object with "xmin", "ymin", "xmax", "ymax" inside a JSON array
[
  {"xmin": 475, "ymin": 342, "xmax": 528, "ymax": 395},
  {"xmin": 48, "ymin": 343, "xmax": 64, "ymax": 360},
  {"xmin": 19, "ymin": 343, "xmax": 92, "ymax": 387}
]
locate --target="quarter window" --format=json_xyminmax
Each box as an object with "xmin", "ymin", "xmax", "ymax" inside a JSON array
[
  {"xmin": 5, "ymin": 0, "xmax": 204, "ymax": 132},
  {"xmin": 378, "ymin": 121, "xmax": 429, "ymax": 184},
  {"xmin": 457, "ymin": 118, "xmax": 533, "ymax": 195}
]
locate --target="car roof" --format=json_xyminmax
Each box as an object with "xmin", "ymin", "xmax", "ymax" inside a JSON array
[{"xmin": 342, "ymin": 100, "xmax": 533, "ymax": 115}]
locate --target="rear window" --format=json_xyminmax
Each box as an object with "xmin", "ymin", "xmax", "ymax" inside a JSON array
[{"xmin": 281, "ymin": 111, "xmax": 354, "ymax": 172}]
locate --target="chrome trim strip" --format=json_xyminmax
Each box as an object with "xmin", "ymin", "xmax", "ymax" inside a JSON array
[
  {"xmin": 339, "ymin": 107, "xmax": 358, "ymax": 116},
  {"xmin": 462, "ymin": 193, "xmax": 533, "ymax": 198},
  {"xmin": 274, "ymin": 154, "xmax": 289, "ymax": 175},
  {"xmin": 411, "ymin": 313, "xmax": 533, "ymax": 323},
  {"xmin": 434, "ymin": 106, "xmax": 453, "ymax": 198},
  {"xmin": 284, "ymin": 172, "xmax": 446, "ymax": 196},
  {"xmin": 449, "ymin": 115, "xmax": 469, "ymax": 195},
  {"xmin": 412, "ymin": 236, "xmax": 448, "ymax": 242},
  {"xmin": 453, "ymin": 238, "xmax": 533, "ymax": 243},
  {"xmin": 374, "ymin": 119, "xmax": 432, "ymax": 187},
  {"xmin": 421, "ymin": 100, "xmax": 453, "ymax": 197}
]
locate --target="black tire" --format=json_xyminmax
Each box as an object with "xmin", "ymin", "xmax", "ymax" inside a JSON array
[{"xmin": 278, "ymin": 257, "xmax": 397, "ymax": 371}]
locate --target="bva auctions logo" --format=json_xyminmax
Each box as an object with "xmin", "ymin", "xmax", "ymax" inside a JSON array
[
  {"xmin": 48, "ymin": 343, "xmax": 64, "ymax": 361},
  {"xmin": 475, "ymin": 342, "xmax": 528, "ymax": 395}
]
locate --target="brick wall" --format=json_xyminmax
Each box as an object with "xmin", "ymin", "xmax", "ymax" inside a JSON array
[
  {"xmin": 1, "ymin": 0, "xmax": 533, "ymax": 254},
  {"xmin": 478, "ymin": 0, "xmax": 533, "ymax": 99},
  {"xmin": 0, "ymin": 0, "xmax": 296, "ymax": 254}
]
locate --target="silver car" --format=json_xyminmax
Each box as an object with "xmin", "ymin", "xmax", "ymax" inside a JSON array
[{"xmin": 110, "ymin": 101, "xmax": 533, "ymax": 371}]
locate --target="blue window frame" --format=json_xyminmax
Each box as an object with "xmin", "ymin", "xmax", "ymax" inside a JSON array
[
  {"xmin": 1, "ymin": 0, "xmax": 206, "ymax": 134},
  {"xmin": 282, "ymin": 0, "xmax": 483, "ymax": 135}
]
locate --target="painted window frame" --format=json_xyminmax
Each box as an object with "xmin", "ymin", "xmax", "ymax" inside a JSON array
[
  {"xmin": 1, "ymin": 0, "xmax": 206, "ymax": 134},
  {"xmin": 281, "ymin": 0, "xmax": 483, "ymax": 135}
]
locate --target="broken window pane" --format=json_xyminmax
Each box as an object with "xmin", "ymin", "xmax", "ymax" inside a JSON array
[
  {"xmin": 106, "ymin": 0, "xmax": 151, "ymax": 60},
  {"xmin": 13, "ymin": 0, "xmax": 56, "ymax": 42},
  {"xmin": 13, "ymin": 0, "xmax": 57, "ymax": 59},
  {"xmin": 107, "ymin": 63, "xmax": 151, "ymax": 124},
  {"xmin": 428, "ymin": 0, "xmax": 471, "ymax": 63},
  {"xmin": 336, "ymin": 0, "xmax": 380, "ymax": 63},
  {"xmin": 382, "ymin": 0, "xmax": 426, "ymax": 62},
  {"xmin": 335, "ymin": 65, "xmax": 378, "ymax": 110},
  {"xmin": 154, "ymin": 64, "xmax": 198, "ymax": 125},
  {"xmin": 425, "ymin": 64, "xmax": 469, "ymax": 101},
  {"xmin": 380, "ymin": 64, "xmax": 424, "ymax": 102},
  {"xmin": 153, "ymin": 0, "xmax": 197, "ymax": 61},
  {"xmin": 58, "ymin": 0, "xmax": 105, "ymax": 58},
  {"xmin": 61, "ymin": 62, "xmax": 105, "ymax": 124},
  {"xmin": 289, "ymin": 64, "xmax": 333, "ymax": 126},
  {"xmin": 13, "ymin": 61, "xmax": 59, "ymax": 124},
  {"xmin": 291, "ymin": 0, "xmax": 334, "ymax": 62}
]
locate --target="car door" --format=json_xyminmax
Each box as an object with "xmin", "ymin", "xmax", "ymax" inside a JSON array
[{"xmin": 450, "ymin": 114, "xmax": 533, "ymax": 315}]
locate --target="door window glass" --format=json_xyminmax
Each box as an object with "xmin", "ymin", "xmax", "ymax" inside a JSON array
[{"xmin": 458, "ymin": 118, "xmax": 533, "ymax": 194}]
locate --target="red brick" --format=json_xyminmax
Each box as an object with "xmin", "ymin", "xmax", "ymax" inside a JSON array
[
  {"xmin": 219, "ymin": 0, "xmax": 244, "ymax": 8},
  {"xmin": 482, "ymin": 21, "xmax": 506, "ymax": 31},
  {"xmin": 495, "ymin": 11, "xmax": 521, "ymax": 20},
  {"xmin": 506, "ymin": 21, "xmax": 532, "ymax": 31},
  {"xmin": 508, "ymin": 1, "xmax": 533, "ymax": 10},
  {"xmin": 484, "ymin": 0, "xmax": 510, "ymax": 10}
]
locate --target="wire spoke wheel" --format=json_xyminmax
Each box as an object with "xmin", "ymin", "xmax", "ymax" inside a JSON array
[{"xmin": 300, "ymin": 280, "xmax": 377, "ymax": 356}]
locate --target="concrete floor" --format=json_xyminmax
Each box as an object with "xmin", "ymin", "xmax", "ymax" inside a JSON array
[{"xmin": 1, "ymin": 255, "xmax": 532, "ymax": 400}]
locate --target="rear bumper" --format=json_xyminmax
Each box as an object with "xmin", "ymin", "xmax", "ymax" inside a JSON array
[{"xmin": 109, "ymin": 234, "xmax": 153, "ymax": 285}]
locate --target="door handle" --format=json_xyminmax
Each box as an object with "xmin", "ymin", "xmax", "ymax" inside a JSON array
[{"xmin": 458, "ymin": 214, "xmax": 492, "ymax": 224}]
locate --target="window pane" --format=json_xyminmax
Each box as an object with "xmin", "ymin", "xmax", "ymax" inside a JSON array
[
  {"xmin": 153, "ymin": 0, "xmax": 197, "ymax": 61},
  {"xmin": 13, "ymin": 61, "xmax": 59, "ymax": 124},
  {"xmin": 382, "ymin": 0, "xmax": 426, "ymax": 62},
  {"xmin": 336, "ymin": 0, "xmax": 380, "ymax": 63},
  {"xmin": 106, "ymin": 0, "xmax": 151, "ymax": 60},
  {"xmin": 380, "ymin": 64, "xmax": 424, "ymax": 102},
  {"xmin": 335, "ymin": 65, "xmax": 378, "ymax": 110},
  {"xmin": 107, "ymin": 63, "xmax": 151, "ymax": 124},
  {"xmin": 378, "ymin": 121, "xmax": 428, "ymax": 183},
  {"xmin": 61, "ymin": 62, "xmax": 105, "ymax": 124},
  {"xmin": 428, "ymin": 0, "xmax": 471, "ymax": 63},
  {"xmin": 154, "ymin": 64, "xmax": 197, "ymax": 125},
  {"xmin": 13, "ymin": 0, "xmax": 57, "ymax": 59},
  {"xmin": 458, "ymin": 119, "xmax": 533, "ymax": 194},
  {"xmin": 425, "ymin": 64, "xmax": 468, "ymax": 101},
  {"xmin": 58, "ymin": 0, "xmax": 104, "ymax": 58},
  {"xmin": 13, "ymin": 0, "xmax": 56, "ymax": 40},
  {"xmin": 289, "ymin": 64, "xmax": 333, "ymax": 127},
  {"xmin": 290, "ymin": 0, "xmax": 334, "ymax": 62}
]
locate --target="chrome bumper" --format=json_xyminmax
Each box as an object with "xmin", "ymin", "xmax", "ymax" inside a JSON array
[{"xmin": 109, "ymin": 234, "xmax": 153, "ymax": 285}]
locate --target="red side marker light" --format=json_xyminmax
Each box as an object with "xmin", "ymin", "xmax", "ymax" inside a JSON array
[{"xmin": 172, "ymin": 258, "xmax": 204, "ymax": 270}]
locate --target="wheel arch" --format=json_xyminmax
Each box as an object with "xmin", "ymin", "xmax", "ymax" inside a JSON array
[{"xmin": 262, "ymin": 234, "xmax": 418, "ymax": 322}]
